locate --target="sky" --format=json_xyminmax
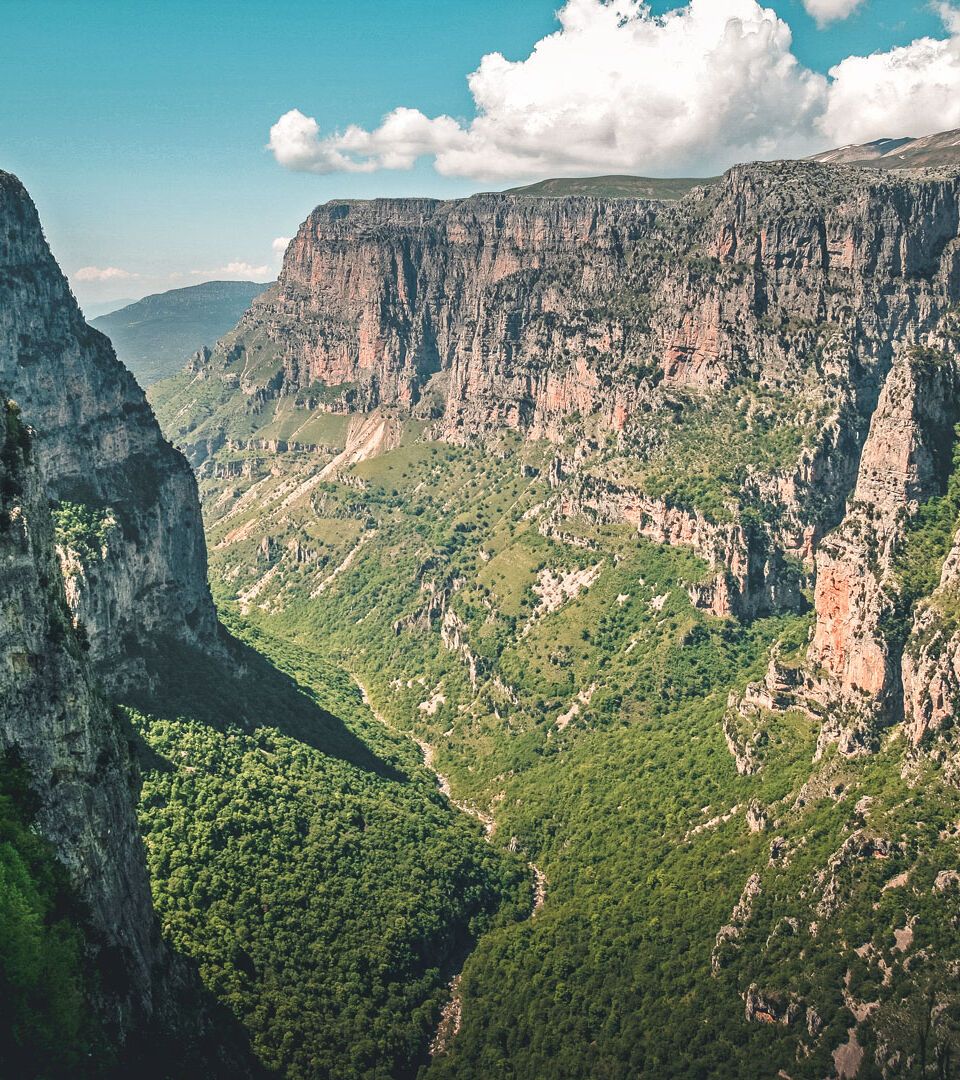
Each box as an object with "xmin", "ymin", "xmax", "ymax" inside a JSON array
[{"xmin": 0, "ymin": 0, "xmax": 957, "ymax": 309}]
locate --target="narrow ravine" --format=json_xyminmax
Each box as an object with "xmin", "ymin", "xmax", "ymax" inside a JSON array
[{"xmin": 352, "ymin": 675, "xmax": 548, "ymax": 1058}]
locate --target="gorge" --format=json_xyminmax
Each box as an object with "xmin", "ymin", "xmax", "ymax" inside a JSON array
[{"xmin": 4, "ymin": 137, "xmax": 960, "ymax": 1078}]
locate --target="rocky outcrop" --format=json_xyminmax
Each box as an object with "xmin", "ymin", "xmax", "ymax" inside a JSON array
[
  {"xmin": 712, "ymin": 873, "xmax": 762, "ymax": 972},
  {"xmin": 902, "ymin": 527, "xmax": 960, "ymax": 747},
  {"xmin": 551, "ymin": 473, "xmax": 807, "ymax": 618},
  {"xmin": 744, "ymin": 984, "xmax": 803, "ymax": 1027},
  {"xmin": 0, "ymin": 171, "xmax": 217, "ymax": 689},
  {"xmin": 808, "ymin": 349, "xmax": 959, "ymax": 745},
  {"xmin": 0, "ymin": 173, "xmax": 252, "ymax": 1071}
]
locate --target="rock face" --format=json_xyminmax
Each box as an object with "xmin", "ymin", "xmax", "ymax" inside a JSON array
[
  {"xmin": 162, "ymin": 159, "xmax": 960, "ymax": 742},
  {"xmin": 0, "ymin": 173, "xmax": 245, "ymax": 1068},
  {"xmin": 808, "ymin": 350, "xmax": 960, "ymax": 744},
  {"xmin": 208, "ymin": 161, "xmax": 959, "ymax": 441},
  {"xmin": 902, "ymin": 526, "xmax": 960, "ymax": 746},
  {"xmin": 0, "ymin": 171, "xmax": 216, "ymax": 689},
  {"xmin": 0, "ymin": 403, "xmax": 177, "ymax": 1055}
]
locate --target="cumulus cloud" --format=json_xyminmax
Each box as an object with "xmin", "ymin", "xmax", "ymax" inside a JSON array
[
  {"xmin": 190, "ymin": 261, "xmax": 271, "ymax": 280},
  {"xmin": 269, "ymin": 108, "xmax": 468, "ymax": 173},
  {"xmin": 74, "ymin": 265, "xmax": 139, "ymax": 282},
  {"xmin": 801, "ymin": 0, "xmax": 863, "ymax": 27},
  {"xmin": 268, "ymin": 0, "xmax": 960, "ymax": 181},
  {"xmin": 270, "ymin": 0, "xmax": 828, "ymax": 179},
  {"xmin": 272, "ymin": 236, "xmax": 292, "ymax": 259},
  {"xmin": 824, "ymin": 22, "xmax": 960, "ymax": 144}
]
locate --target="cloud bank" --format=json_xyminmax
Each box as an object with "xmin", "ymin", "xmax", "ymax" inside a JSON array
[
  {"xmin": 74, "ymin": 265, "xmax": 139, "ymax": 282},
  {"xmin": 268, "ymin": 0, "xmax": 960, "ymax": 180}
]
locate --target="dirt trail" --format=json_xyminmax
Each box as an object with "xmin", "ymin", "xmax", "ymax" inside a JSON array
[{"xmin": 352, "ymin": 675, "xmax": 548, "ymax": 1056}]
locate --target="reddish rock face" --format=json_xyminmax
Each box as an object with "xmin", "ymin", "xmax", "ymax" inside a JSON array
[
  {"xmin": 209, "ymin": 162, "xmax": 960, "ymax": 449},
  {"xmin": 808, "ymin": 355, "xmax": 960, "ymax": 731}
]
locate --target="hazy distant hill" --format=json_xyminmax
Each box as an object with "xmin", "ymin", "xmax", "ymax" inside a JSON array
[
  {"xmin": 501, "ymin": 174, "xmax": 715, "ymax": 199},
  {"xmin": 811, "ymin": 127, "xmax": 960, "ymax": 169},
  {"xmin": 82, "ymin": 296, "xmax": 138, "ymax": 319},
  {"xmin": 92, "ymin": 279, "xmax": 271, "ymax": 386}
]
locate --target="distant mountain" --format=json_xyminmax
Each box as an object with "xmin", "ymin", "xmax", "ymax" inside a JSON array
[
  {"xmin": 82, "ymin": 295, "xmax": 138, "ymax": 319},
  {"xmin": 92, "ymin": 279, "xmax": 271, "ymax": 386},
  {"xmin": 501, "ymin": 174, "xmax": 715, "ymax": 199},
  {"xmin": 811, "ymin": 127, "xmax": 960, "ymax": 169}
]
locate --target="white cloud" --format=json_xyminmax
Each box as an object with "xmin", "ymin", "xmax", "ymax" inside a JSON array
[
  {"xmin": 269, "ymin": 0, "xmax": 828, "ymax": 179},
  {"xmin": 801, "ymin": 0, "xmax": 863, "ymax": 27},
  {"xmin": 935, "ymin": 2, "xmax": 960, "ymax": 35},
  {"xmin": 190, "ymin": 261, "xmax": 271, "ymax": 280},
  {"xmin": 267, "ymin": 0, "xmax": 960, "ymax": 181},
  {"xmin": 823, "ymin": 26, "xmax": 960, "ymax": 144},
  {"xmin": 74, "ymin": 265, "xmax": 139, "ymax": 282},
  {"xmin": 268, "ymin": 107, "xmax": 469, "ymax": 173},
  {"xmin": 272, "ymin": 236, "xmax": 292, "ymax": 259}
]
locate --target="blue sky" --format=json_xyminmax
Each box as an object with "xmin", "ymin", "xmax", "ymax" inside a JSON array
[{"xmin": 0, "ymin": 0, "xmax": 954, "ymax": 307}]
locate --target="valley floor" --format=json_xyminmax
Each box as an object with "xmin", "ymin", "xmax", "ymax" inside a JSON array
[{"xmin": 135, "ymin": 418, "xmax": 960, "ymax": 1078}]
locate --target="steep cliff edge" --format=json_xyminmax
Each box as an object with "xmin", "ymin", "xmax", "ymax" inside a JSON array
[
  {"xmin": 0, "ymin": 171, "xmax": 217, "ymax": 690},
  {"xmin": 0, "ymin": 172, "xmax": 252, "ymax": 1072},
  {"xmin": 807, "ymin": 343, "xmax": 960, "ymax": 750},
  {"xmin": 0, "ymin": 402, "xmax": 247, "ymax": 1072},
  {"xmin": 157, "ymin": 160, "xmax": 960, "ymax": 629},
  {"xmin": 191, "ymin": 161, "xmax": 959, "ymax": 439}
]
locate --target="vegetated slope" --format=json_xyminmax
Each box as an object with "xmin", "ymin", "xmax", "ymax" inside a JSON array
[
  {"xmin": 2, "ymin": 170, "xmax": 525, "ymax": 1079},
  {"xmin": 152, "ymin": 150, "xmax": 960, "ymax": 1077},
  {"xmin": 124, "ymin": 623, "xmax": 529, "ymax": 1080},
  {"xmin": 501, "ymin": 174, "xmax": 714, "ymax": 199},
  {"xmin": 91, "ymin": 280, "xmax": 271, "ymax": 386},
  {"xmin": 811, "ymin": 126, "xmax": 960, "ymax": 170}
]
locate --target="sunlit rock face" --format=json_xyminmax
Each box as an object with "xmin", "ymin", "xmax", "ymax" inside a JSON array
[
  {"xmin": 0, "ymin": 170, "xmax": 248, "ymax": 1071},
  {"xmin": 0, "ymin": 170, "xmax": 217, "ymax": 690},
  {"xmin": 222, "ymin": 162, "xmax": 960, "ymax": 443}
]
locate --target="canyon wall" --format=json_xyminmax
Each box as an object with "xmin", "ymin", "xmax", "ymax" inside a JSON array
[
  {"xmin": 0, "ymin": 171, "xmax": 247, "ymax": 1069},
  {"xmin": 169, "ymin": 160, "xmax": 960, "ymax": 744},
  {"xmin": 220, "ymin": 162, "xmax": 959, "ymax": 441},
  {"xmin": 0, "ymin": 171, "xmax": 217, "ymax": 689}
]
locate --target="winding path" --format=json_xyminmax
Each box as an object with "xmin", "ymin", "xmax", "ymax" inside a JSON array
[{"xmin": 352, "ymin": 675, "xmax": 547, "ymax": 1056}]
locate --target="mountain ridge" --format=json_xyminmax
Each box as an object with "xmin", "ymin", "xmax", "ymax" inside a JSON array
[
  {"xmin": 91, "ymin": 279, "xmax": 271, "ymax": 386},
  {"xmin": 149, "ymin": 149, "xmax": 960, "ymax": 1076}
]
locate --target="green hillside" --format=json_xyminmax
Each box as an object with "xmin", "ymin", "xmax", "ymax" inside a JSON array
[{"xmin": 91, "ymin": 280, "xmax": 271, "ymax": 386}]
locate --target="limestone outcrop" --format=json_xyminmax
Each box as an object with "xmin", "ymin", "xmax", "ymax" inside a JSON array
[
  {"xmin": 0, "ymin": 171, "xmax": 217, "ymax": 689},
  {"xmin": 0, "ymin": 171, "xmax": 249, "ymax": 1071}
]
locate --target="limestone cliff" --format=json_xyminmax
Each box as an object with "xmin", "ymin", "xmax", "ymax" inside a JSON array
[
  {"xmin": 0, "ymin": 402, "xmax": 238, "ymax": 1068},
  {"xmin": 0, "ymin": 171, "xmax": 216, "ymax": 689},
  {"xmin": 808, "ymin": 348, "xmax": 960, "ymax": 748},
  {"xmin": 170, "ymin": 161, "xmax": 959, "ymax": 619},
  {"xmin": 158, "ymin": 159, "xmax": 960, "ymax": 741},
  {"xmin": 0, "ymin": 172, "xmax": 249, "ymax": 1071},
  {"xmin": 206, "ymin": 161, "xmax": 959, "ymax": 445}
]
